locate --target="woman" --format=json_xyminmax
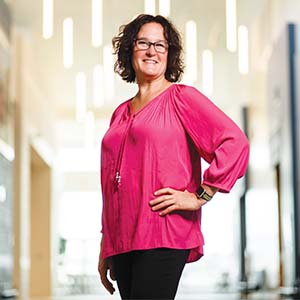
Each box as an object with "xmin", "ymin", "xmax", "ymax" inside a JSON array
[{"xmin": 98, "ymin": 14, "xmax": 249, "ymax": 300}]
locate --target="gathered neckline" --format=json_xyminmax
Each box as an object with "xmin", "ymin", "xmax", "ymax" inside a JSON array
[{"xmin": 128, "ymin": 84, "xmax": 175, "ymax": 115}]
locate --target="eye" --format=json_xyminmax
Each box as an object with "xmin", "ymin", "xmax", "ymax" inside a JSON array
[
  {"xmin": 136, "ymin": 40, "xmax": 148, "ymax": 47},
  {"xmin": 155, "ymin": 41, "xmax": 168, "ymax": 51},
  {"xmin": 155, "ymin": 42, "xmax": 165, "ymax": 48}
]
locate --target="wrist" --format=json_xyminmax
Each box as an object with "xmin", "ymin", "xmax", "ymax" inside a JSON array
[
  {"xmin": 195, "ymin": 186, "xmax": 214, "ymax": 202},
  {"xmin": 193, "ymin": 193, "xmax": 208, "ymax": 209}
]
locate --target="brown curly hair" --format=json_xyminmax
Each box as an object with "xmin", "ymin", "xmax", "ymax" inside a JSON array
[{"xmin": 112, "ymin": 14, "xmax": 184, "ymax": 83}]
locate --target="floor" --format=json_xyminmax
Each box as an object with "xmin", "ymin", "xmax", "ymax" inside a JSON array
[{"xmin": 27, "ymin": 291, "xmax": 300, "ymax": 300}]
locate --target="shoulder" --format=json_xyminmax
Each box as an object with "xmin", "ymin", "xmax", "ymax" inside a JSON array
[
  {"xmin": 172, "ymin": 84, "xmax": 210, "ymax": 106},
  {"xmin": 109, "ymin": 98, "xmax": 131, "ymax": 124},
  {"xmin": 112, "ymin": 98, "xmax": 131, "ymax": 114},
  {"xmin": 173, "ymin": 83, "xmax": 200, "ymax": 92}
]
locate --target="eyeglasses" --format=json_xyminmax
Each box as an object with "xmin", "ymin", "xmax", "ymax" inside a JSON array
[{"xmin": 134, "ymin": 39, "xmax": 169, "ymax": 53}]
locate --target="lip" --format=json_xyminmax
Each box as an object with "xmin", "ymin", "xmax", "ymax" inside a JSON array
[{"xmin": 143, "ymin": 59, "xmax": 158, "ymax": 64}]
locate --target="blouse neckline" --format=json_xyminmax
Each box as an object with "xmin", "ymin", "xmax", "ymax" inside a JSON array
[{"xmin": 128, "ymin": 83, "xmax": 175, "ymax": 116}]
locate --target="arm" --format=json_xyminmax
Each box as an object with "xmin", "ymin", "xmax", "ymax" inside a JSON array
[
  {"xmin": 149, "ymin": 86, "xmax": 249, "ymax": 215},
  {"xmin": 174, "ymin": 85, "xmax": 250, "ymax": 192}
]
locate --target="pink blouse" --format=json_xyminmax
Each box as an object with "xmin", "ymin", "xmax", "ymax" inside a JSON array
[{"xmin": 100, "ymin": 84, "xmax": 249, "ymax": 262}]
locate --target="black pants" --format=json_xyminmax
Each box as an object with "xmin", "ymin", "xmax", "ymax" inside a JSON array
[{"xmin": 111, "ymin": 248, "xmax": 190, "ymax": 300}]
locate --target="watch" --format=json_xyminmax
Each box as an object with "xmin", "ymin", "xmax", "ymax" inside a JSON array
[{"xmin": 195, "ymin": 186, "xmax": 213, "ymax": 202}]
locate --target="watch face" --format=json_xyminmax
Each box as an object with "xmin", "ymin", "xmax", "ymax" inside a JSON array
[
  {"xmin": 202, "ymin": 192, "xmax": 212, "ymax": 201},
  {"xmin": 196, "ymin": 187, "xmax": 213, "ymax": 201},
  {"xmin": 196, "ymin": 186, "xmax": 204, "ymax": 196}
]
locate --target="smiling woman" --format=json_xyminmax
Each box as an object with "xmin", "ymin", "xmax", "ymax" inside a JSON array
[
  {"xmin": 112, "ymin": 14, "xmax": 183, "ymax": 83},
  {"xmin": 131, "ymin": 22, "xmax": 169, "ymax": 84},
  {"xmin": 98, "ymin": 13, "xmax": 249, "ymax": 300}
]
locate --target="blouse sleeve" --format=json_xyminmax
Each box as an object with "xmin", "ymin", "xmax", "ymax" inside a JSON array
[{"xmin": 173, "ymin": 85, "xmax": 250, "ymax": 193}]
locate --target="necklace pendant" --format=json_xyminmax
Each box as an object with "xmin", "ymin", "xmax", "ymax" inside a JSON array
[{"xmin": 115, "ymin": 172, "xmax": 121, "ymax": 184}]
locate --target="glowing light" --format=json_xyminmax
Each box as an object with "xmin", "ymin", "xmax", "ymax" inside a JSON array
[
  {"xmin": 226, "ymin": 0, "xmax": 237, "ymax": 52},
  {"xmin": 159, "ymin": 0, "xmax": 170, "ymax": 17},
  {"xmin": 63, "ymin": 18, "xmax": 73, "ymax": 68},
  {"xmin": 92, "ymin": 0, "xmax": 103, "ymax": 47},
  {"xmin": 144, "ymin": 0, "xmax": 156, "ymax": 15},
  {"xmin": 43, "ymin": 0, "xmax": 53, "ymax": 39},
  {"xmin": 238, "ymin": 25, "xmax": 249, "ymax": 74}
]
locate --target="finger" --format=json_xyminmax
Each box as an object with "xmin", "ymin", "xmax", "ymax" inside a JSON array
[
  {"xmin": 99, "ymin": 262, "xmax": 115, "ymax": 294},
  {"xmin": 109, "ymin": 268, "xmax": 116, "ymax": 281},
  {"xmin": 151, "ymin": 199, "xmax": 175, "ymax": 211},
  {"xmin": 107, "ymin": 260, "xmax": 116, "ymax": 281},
  {"xmin": 149, "ymin": 195, "xmax": 173, "ymax": 206},
  {"xmin": 100, "ymin": 276, "xmax": 115, "ymax": 294},
  {"xmin": 159, "ymin": 204, "xmax": 177, "ymax": 216},
  {"xmin": 154, "ymin": 187, "xmax": 174, "ymax": 196}
]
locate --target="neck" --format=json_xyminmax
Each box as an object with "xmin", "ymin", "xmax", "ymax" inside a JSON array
[{"xmin": 135, "ymin": 78, "xmax": 172, "ymax": 102}]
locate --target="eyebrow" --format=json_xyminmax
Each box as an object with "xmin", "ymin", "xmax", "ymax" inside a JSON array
[{"xmin": 136, "ymin": 37, "xmax": 167, "ymax": 42}]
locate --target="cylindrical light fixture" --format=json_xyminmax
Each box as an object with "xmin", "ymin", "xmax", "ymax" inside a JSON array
[
  {"xmin": 92, "ymin": 0, "xmax": 103, "ymax": 47},
  {"xmin": 226, "ymin": 0, "xmax": 237, "ymax": 52},
  {"xmin": 238, "ymin": 25, "xmax": 249, "ymax": 74},
  {"xmin": 43, "ymin": 0, "xmax": 53, "ymax": 39},
  {"xmin": 63, "ymin": 18, "xmax": 73, "ymax": 68}
]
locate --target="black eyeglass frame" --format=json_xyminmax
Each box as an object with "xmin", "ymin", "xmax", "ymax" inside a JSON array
[{"xmin": 134, "ymin": 38, "xmax": 169, "ymax": 53}]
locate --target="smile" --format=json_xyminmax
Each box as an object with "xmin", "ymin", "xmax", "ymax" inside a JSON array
[{"xmin": 143, "ymin": 59, "xmax": 157, "ymax": 64}]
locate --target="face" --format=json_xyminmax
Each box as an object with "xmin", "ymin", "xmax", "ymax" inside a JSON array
[{"xmin": 132, "ymin": 22, "xmax": 168, "ymax": 82}]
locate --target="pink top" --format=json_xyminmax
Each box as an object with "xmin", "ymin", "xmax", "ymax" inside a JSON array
[{"xmin": 100, "ymin": 84, "xmax": 249, "ymax": 263}]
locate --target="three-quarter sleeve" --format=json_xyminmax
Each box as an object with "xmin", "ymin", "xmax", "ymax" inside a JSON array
[{"xmin": 173, "ymin": 85, "xmax": 250, "ymax": 193}]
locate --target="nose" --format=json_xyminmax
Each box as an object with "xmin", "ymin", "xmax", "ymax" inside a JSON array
[{"xmin": 146, "ymin": 44, "xmax": 156, "ymax": 55}]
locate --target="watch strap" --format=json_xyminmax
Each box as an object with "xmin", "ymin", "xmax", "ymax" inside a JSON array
[{"xmin": 195, "ymin": 186, "xmax": 213, "ymax": 201}]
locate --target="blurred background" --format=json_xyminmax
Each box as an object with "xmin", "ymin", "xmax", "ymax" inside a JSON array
[{"xmin": 1, "ymin": 0, "xmax": 300, "ymax": 299}]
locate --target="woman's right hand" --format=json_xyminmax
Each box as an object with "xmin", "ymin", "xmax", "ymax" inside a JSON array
[{"xmin": 98, "ymin": 255, "xmax": 116, "ymax": 294}]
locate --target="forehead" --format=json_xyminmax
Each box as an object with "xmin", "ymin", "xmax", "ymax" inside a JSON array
[{"xmin": 137, "ymin": 22, "xmax": 165, "ymax": 39}]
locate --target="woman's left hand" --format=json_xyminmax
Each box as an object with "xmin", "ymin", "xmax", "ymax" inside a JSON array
[{"xmin": 149, "ymin": 187, "xmax": 207, "ymax": 216}]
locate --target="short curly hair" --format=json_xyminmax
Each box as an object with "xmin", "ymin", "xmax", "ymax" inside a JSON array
[{"xmin": 112, "ymin": 14, "xmax": 184, "ymax": 83}]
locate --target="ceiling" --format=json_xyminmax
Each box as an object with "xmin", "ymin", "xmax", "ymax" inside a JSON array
[{"xmin": 9, "ymin": 0, "xmax": 267, "ymax": 121}]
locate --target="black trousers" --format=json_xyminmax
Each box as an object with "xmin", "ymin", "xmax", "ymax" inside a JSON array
[{"xmin": 111, "ymin": 248, "xmax": 190, "ymax": 300}]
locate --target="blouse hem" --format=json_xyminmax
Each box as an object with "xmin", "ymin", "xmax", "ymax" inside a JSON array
[{"xmin": 101, "ymin": 243, "xmax": 204, "ymax": 263}]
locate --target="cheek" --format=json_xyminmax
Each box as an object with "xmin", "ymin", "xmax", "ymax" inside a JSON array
[
  {"xmin": 161, "ymin": 56, "xmax": 168, "ymax": 69},
  {"xmin": 131, "ymin": 54, "xmax": 139, "ymax": 70},
  {"xmin": 132, "ymin": 51, "xmax": 143, "ymax": 65}
]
